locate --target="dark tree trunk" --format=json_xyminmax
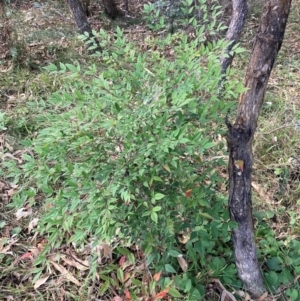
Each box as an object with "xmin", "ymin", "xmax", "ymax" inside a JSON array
[
  {"xmin": 220, "ymin": 0, "xmax": 248, "ymax": 75},
  {"xmin": 226, "ymin": 0, "xmax": 291, "ymax": 298},
  {"xmin": 66, "ymin": 0, "xmax": 102, "ymax": 53},
  {"xmin": 102, "ymin": 0, "xmax": 119, "ymax": 19},
  {"xmin": 81, "ymin": 0, "xmax": 90, "ymax": 16}
]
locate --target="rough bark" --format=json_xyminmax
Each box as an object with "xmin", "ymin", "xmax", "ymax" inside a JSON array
[
  {"xmin": 0, "ymin": 0, "xmax": 11, "ymax": 58},
  {"xmin": 226, "ymin": 0, "xmax": 291, "ymax": 298},
  {"xmin": 220, "ymin": 0, "xmax": 248, "ymax": 75},
  {"xmin": 80, "ymin": 0, "xmax": 90, "ymax": 16},
  {"xmin": 66, "ymin": 0, "xmax": 102, "ymax": 53},
  {"xmin": 102, "ymin": 0, "xmax": 119, "ymax": 19}
]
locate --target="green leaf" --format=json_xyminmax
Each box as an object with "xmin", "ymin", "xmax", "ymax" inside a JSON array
[
  {"xmin": 265, "ymin": 271, "xmax": 279, "ymax": 291},
  {"xmin": 151, "ymin": 211, "xmax": 158, "ymax": 223},
  {"xmin": 168, "ymin": 250, "xmax": 181, "ymax": 257},
  {"xmin": 127, "ymin": 252, "xmax": 135, "ymax": 264},
  {"xmin": 131, "ymin": 278, "xmax": 142, "ymax": 286},
  {"xmin": 154, "ymin": 193, "xmax": 165, "ymax": 200},
  {"xmin": 117, "ymin": 247, "xmax": 131, "ymax": 255},
  {"xmin": 152, "ymin": 206, "xmax": 162, "ymax": 212},
  {"xmin": 278, "ymin": 268, "xmax": 293, "ymax": 284},
  {"xmin": 284, "ymin": 256, "xmax": 293, "ymax": 266},
  {"xmin": 66, "ymin": 63, "xmax": 78, "ymax": 72},
  {"xmin": 146, "ymin": 253, "xmax": 156, "ymax": 266},
  {"xmin": 32, "ymin": 269, "xmax": 43, "ymax": 284},
  {"xmin": 168, "ymin": 287, "xmax": 183, "ymax": 297},
  {"xmin": 198, "ymin": 212, "xmax": 214, "ymax": 220},
  {"xmin": 152, "ymin": 176, "xmax": 163, "ymax": 182},
  {"xmin": 43, "ymin": 63, "xmax": 57, "ymax": 72},
  {"xmin": 286, "ymin": 288, "xmax": 298, "ymax": 301},
  {"xmin": 183, "ymin": 279, "xmax": 192, "ymax": 293},
  {"xmin": 203, "ymin": 142, "xmax": 215, "ymax": 149},
  {"xmin": 165, "ymin": 264, "xmax": 176, "ymax": 273},
  {"xmin": 266, "ymin": 257, "xmax": 282, "ymax": 271},
  {"xmin": 233, "ymin": 47, "xmax": 245, "ymax": 54},
  {"xmin": 99, "ymin": 279, "xmax": 110, "ymax": 295},
  {"xmin": 142, "ymin": 211, "xmax": 151, "ymax": 217},
  {"xmin": 117, "ymin": 268, "xmax": 124, "ymax": 283},
  {"xmin": 68, "ymin": 230, "xmax": 86, "ymax": 244}
]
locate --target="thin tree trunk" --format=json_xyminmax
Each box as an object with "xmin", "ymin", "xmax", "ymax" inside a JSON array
[
  {"xmin": 66, "ymin": 0, "xmax": 102, "ymax": 53},
  {"xmin": 226, "ymin": 0, "xmax": 291, "ymax": 298},
  {"xmin": 102, "ymin": 0, "xmax": 119, "ymax": 19},
  {"xmin": 0, "ymin": 0, "xmax": 11, "ymax": 58},
  {"xmin": 220, "ymin": 0, "xmax": 248, "ymax": 75},
  {"xmin": 81, "ymin": 0, "xmax": 90, "ymax": 16}
]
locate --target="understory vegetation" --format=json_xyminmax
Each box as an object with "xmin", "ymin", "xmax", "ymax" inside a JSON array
[{"xmin": 1, "ymin": 0, "xmax": 300, "ymax": 300}]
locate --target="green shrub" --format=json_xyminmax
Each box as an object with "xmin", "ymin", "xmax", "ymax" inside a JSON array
[
  {"xmin": 5, "ymin": 25, "xmax": 247, "ymax": 298},
  {"xmin": 143, "ymin": 0, "xmax": 226, "ymax": 34},
  {"xmin": 1, "ymin": 1, "xmax": 300, "ymax": 299}
]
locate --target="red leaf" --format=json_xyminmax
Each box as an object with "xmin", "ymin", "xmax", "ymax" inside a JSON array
[
  {"xmin": 153, "ymin": 271, "xmax": 162, "ymax": 282},
  {"xmin": 20, "ymin": 252, "xmax": 33, "ymax": 260},
  {"xmin": 119, "ymin": 255, "xmax": 126, "ymax": 266},
  {"xmin": 185, "ymin": 189, "xmax": 192, "ymax": 198},
  {"xmin": 125, "ymin": 289, "xmax": 131, "ymax": 300},
  {"xmin": 154, "ymin": 288, "xmax": 169, "ymax": 300}
]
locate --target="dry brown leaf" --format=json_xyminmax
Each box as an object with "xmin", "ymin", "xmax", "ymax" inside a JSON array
[
  {"xmin": 153, "ymin": 271, "xmax": 162, "ymax": 282},
  {"xmin": 0, "ymin": 244, "xmax": 12, "ymax": 254},
  {"xmin": 28, "ymin": 247, "xmax": 41, "ymax": 258},
  {"xmin": 0, "ymin": 238, "xmax": 7, "ymax": 253},
  {"xmin": 50, "ymin": 260, "xmax": 80, "ymax": 286},
  {"xmin": 0, "ymin": 237, "xmax": 19, "ymax": 254},
  {"xmin": 123, "ymin": 272, "xmax": 131, "ymax": 283},
  {"xmin": 61, "ymin": 254, "xmax": 89, "ymax": 271},
  {"xmin": 251, "ymin": 182, "xmax": 273, "ymax": 205},
  {"xmin": 4, "ymin": 141, "xmax": 14, "ymax": 152},
  {"xmin": 9, "ymin": 183, "xmax": 18, "ymax": 189},
  {"xmin": 134, "ymin": 263, "xmax": 146, "ymax": 273},
  {"xmin": 256, "ymin": 291, "xmax": 268, "ymax": 301},
  {"xmin": 221, "ymin": 290, "xmax": 237, "ymax": 301},
  {"xmin": 93, "ymin": 241, "xmax": 112, "ymax": 264},
  {"xmin": 2, "ymin": 153, "xmax": 23, "ymax": 164},
  {"xmin": 24, "ymin": 14, "xmax": 34, "ymax": 23},
  {"xmin": 234, "ymin": 290, "xmax": 245, "ymax": 298},
  {"xmin": 28, "ymin": 218, "xmax": 39, "ymax": 233},
  {"xmin": 124, "ymin": 277, "xmax": 132, "ymax": 288},
  {"xmin": 93, "ymin": 245, "xmax": 102, "ymax": 264},
  {"xmin": 6, "ymin": 189, "xmax": 15, "ymax": 197},
  {"xmin": 178, "ymin": 232, "xmax": 190, "ymax": 244},
  {"xmin": 177, "ymin": 254, "xmax": 188, "ymax": 272},
  {"xmin": 15, "ymin": 208, "xmax": 33, "ymax": 220},
  {"xmin": 33, "ymin": 275, "xmax": 49, "ymax": 290}
]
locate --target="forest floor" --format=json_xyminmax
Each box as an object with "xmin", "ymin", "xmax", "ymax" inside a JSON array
[{"xmin": 1, "ymin": 0, "xmax": 300, "ymax": 300}]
